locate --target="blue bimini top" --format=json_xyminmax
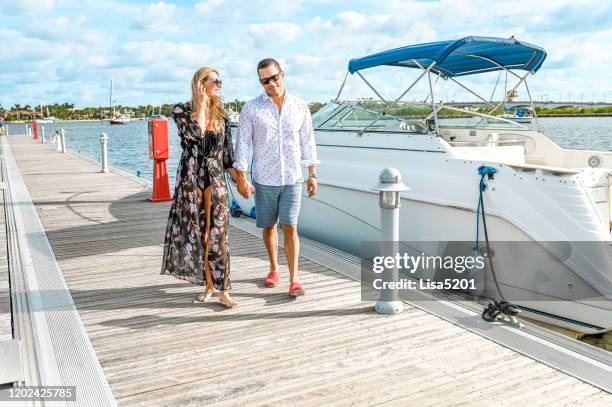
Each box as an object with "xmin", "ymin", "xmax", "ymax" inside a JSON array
[{"xmin": 348, "ymin": 36, "xmax": 547, "ymax": 78}]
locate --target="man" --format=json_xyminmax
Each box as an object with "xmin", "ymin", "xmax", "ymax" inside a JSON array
[{"xmin": 233, "ymin": 58, "xmax": 319, "ymax": 297}]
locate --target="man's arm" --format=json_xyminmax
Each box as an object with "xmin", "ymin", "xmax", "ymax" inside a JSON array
[{"xmin": 299, "ymin": 103, "xmax": 321, "ymax": 197}]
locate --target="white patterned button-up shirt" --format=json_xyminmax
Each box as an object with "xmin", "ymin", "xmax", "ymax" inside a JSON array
[{"xmin": 233, "ymin": 92, "xmax": 320, "ymax": 186}]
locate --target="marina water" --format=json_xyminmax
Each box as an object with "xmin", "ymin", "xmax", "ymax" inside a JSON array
[{"xmin": 6, "ymin": 117, "xmax": 612, "ymax": 181}]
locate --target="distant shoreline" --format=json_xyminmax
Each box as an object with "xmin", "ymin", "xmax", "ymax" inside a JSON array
[
  {"xmin": 3, "ymin": 119, "xmax": 148, "ymax": 124},
  {"xmin": 536, "ymin": 113, "xmax": 612, "ymax": 117},
  {"xmin": 2, "ymin": 114, "xmax": 611, "ymax": 124}
]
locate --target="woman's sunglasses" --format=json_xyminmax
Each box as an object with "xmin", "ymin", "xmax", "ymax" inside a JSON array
[
  {"xmin": 205, "ymin": 79, "xmax": 222, "ymax": 87},
  {"xmin": 259, "ymin": 72, "xmax": 282, "ymax": 86}
]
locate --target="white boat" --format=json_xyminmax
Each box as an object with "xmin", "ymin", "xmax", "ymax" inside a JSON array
[
  {"xmin": 37, "ymin": 118, "xmax": 57, "ymax": 124},
  {"xmin": 110, "ymin": 115, "xmax": 130, "ymax": 125},
  {"xmin": 108, "ymin": 79, "xmax": 130, "ymax": 125},
  {"xmin": 37, "ymin": 105, "xmax": 57, "ymax": 123},
  {"xmin": 229, "ymin": 36, "xmax": 612, "ymax": 334},
  {"xmin": 499, "ymin": 108, "xmax": 534, "ymax": 123}
]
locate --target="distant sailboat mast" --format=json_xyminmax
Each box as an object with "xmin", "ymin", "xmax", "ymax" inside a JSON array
[
  {"xmin": 109, "ymin": 79, "xmax": 130, "ymax": 124},
  {"xmin": 110, "ymin": 79, "xmax": 114, "ymax": 118}
]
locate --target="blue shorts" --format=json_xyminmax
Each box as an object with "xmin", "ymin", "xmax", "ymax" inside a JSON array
[{"xmin": 254, "ymin": 180, "xmax": 303, "ymax": 228}]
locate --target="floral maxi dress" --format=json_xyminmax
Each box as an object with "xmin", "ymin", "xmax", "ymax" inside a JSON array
[{"xmin": 161, "ymin": 102, "xmax": 234, "ymax": 290}]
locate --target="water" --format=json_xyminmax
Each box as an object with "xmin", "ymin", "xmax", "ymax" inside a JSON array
[
  {"xmin": 6, "ymin": 119, "xmax": 183, "ymax": 179},
  {"xmin": 5, "ymin": 117, "xmax": 611, "ymax": 180},
  {"xmin": 536, "ymin": 117, "xmax": 612, "ymax": 152}
]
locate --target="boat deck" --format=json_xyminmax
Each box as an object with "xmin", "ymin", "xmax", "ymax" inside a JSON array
[{"xmin": 2, "ymin": 133, "xmax": 612, "ymax": 405}]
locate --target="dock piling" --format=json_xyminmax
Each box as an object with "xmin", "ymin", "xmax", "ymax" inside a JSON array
[
  {"xmin": 60, "ymin": 129, "xmax": 67, "ymax": 153},
  {"xmin": 41, "ymin": 126, "xmax": 45, "ymax": 143},
  {"xmin": 99, "ymin": 133, "xmax": 109, "ymax": 173},
  {"xmin": 55, "ymin": 130, "xmax": 61, "ymax": 152},
  {"xmin": 56, "ymin": 129, "xmax": 66, "ymax": 153}
]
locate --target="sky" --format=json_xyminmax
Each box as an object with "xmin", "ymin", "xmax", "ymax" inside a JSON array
[{"xmin": 0, "ymin": 0, "xmax": 611, "ymax": 108}]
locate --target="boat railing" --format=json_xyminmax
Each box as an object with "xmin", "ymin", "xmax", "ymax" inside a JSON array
[{"xmin": 431, "ymin": 104, "xmax": 529, "ymax": 129}]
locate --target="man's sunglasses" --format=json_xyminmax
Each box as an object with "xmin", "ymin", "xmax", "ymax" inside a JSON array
[
  {"xmin": 259, "ymin": 72, "xmax": 282, "ymax": 86},
  {"xmin": 205, "ymin": 79, "xmax": 222, "ymax": 87}
]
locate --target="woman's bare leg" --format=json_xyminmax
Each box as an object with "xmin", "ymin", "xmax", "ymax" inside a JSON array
[
  {"xmin": 218, "ymin": 225, "xmax": 237, "ymax": 308},
  {"xmin": 219, "ymin": 290, "xmax": 237, "ymax": 308},
  {"xmin": 195, "ymin": 186, "xmax": 215, "ymax": 302}
]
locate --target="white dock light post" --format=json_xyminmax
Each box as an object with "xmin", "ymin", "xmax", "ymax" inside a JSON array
[
  {"xmin": 373, "ymin": 168, "xmax": 410, "ymax": 315},
  {"xmin": 41, "ymin": 126, "xmax": 45, "ymax": 143},
  {"xmin": 100, "ymin": 133, "xmax": 109, "ymax": 173},
  {"xmin": 60, "ymin": 128, "xmax": 67, "ymax": 153},
  {"xmin": 55, "ymin": 129, "xmax": 62, "ymax": 152}
]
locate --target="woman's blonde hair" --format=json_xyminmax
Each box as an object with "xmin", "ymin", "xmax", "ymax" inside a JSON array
[{"xmin": 190, "ymin": 67, "xmax": 226, "ymax": 133}]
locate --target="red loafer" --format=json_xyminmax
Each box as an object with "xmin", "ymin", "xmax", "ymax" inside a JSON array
[
  {"xmin": 289, "ymin": 282, "xmax": 305, "ymax": 297},
  {"xmin": 264, "ymin": 271, "xmax": 279, "ymax": 287}
]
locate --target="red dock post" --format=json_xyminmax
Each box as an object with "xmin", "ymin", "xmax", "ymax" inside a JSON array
[
  {"xmin": 148, "ymin": 118, "xmax": 172, "ymax": 202},
  {"xmin": 32, "ymin": 120, "xmax": 39, "ymax": 140}
]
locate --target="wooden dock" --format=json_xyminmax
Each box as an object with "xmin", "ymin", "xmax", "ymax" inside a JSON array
[{"xmin": 3, "ymin": 133, "xmax": 612, "ymax": 406}]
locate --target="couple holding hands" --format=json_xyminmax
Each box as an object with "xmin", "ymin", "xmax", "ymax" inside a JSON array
[{"xmin": 161, "ymin": 58, "xmax": 320, "ymax": 308}]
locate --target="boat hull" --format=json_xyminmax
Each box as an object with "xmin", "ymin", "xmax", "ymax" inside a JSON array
[
  {"xmin": 109, "ymin": 119, "xmax": 129, "ymax": 125},
  {"xmin": 227, "ymin": 139, "xmax": 612, "ymax": 333}
]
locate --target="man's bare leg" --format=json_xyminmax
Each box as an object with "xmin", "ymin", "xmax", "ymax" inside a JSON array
[
  {"xmin": 263, "ymin": 225, "xmax": 279, "ymax": 274},
  {"xmin": 281, "ymin": 224, "xmax": 299, "ymax": 283}
]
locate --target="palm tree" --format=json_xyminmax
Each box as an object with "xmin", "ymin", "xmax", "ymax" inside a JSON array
[{"xmin": 12, "ymin": 104, "xmax": 21, "ymax": 120}]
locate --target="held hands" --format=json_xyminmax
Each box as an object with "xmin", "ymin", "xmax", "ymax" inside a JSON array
[
  {"xmin": 307, "ymin": 176, "xmax": 317, "ymax": 197},
  {"xmin": 237, "ymin": 179, "xmax": 256, "ymax": 199},
  {"xmin": 226, "ymin": 168, "xmax": 239, "ymax": 186}
]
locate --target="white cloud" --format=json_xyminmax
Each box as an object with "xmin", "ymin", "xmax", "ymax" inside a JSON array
[
  {"xmin": 194, "ymin": 0, "xmax": 226, "ymax": 13},
  {"xmin": 132, "ymin": 1, "xmax": 181, "ymax": 35},
  {"xmin": 0, "ymin": 0, "xmax": 55, "ymax": 15},
  {"xmin": 249, "ymin": 22, "xmax": 302, "ymax": 46},
  {"xmin": 25, "ymin": 16, "xmax": 109, "ymax": 47}
]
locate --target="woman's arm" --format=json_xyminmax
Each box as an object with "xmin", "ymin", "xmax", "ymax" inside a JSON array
[
  {"xmin": 223, "ymin": 120, "xmax": 238, "ymax": 184},
  {"xmin": 172, "ymin": 104, "xmax": 199, "ymax": 142}
]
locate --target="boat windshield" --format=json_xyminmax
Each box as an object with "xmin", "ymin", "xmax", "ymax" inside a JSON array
[
  {"xmin": 313, "ymin": 101, "xmax": 524, "ymax": 132},
  {"xmin": 312, "ymin": 101, "xmax": 428, "ymax": 134}
]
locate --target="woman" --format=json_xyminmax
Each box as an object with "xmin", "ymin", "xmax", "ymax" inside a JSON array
[{"xmin": 161, "ymin": 67, "xmax": 238, "ymax": 308}]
